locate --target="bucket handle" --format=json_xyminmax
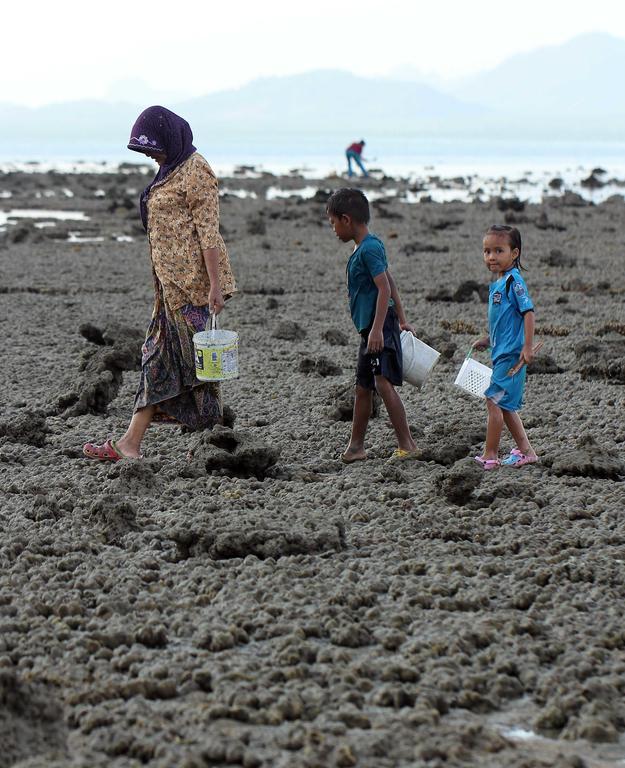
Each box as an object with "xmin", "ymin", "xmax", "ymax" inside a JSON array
[
  {"xmin": 465, "ymin": 344, "xmax": 490, "ymax": 359},
  {"xmin": 205, "ymin": 311, "xmax": 218, "ymax": 333}
]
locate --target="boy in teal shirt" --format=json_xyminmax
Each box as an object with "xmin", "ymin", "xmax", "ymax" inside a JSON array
[{"xmin": 326, "ymin": 188, "xmax": 417, "ymax": 462}]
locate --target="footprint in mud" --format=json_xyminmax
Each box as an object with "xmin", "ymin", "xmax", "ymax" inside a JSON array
[{"xmin": 186, "ymin": 425, "xmax": 280, "ymax": 479}]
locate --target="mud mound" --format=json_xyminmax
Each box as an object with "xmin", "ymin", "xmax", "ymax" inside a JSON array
[
  {"xmin": 496, "ymin": 196, "xmax": 525, "ymax": 212},
  {"xmin": 597, "ymin": 322, "xmax": 625, "ymax": 337},
  {"xmin": 108, "ymin": 459, "xmax": 161, "ymax": 495},
  {"xmin": 542, "ymin": 248, "xmax": 576, "ymax": 267},
  {"xmin": 574, "ymin": 338, "xmax": 625, "ymax": 382},
  {"xmin": 326, "ymin": 381, "xmax": 381, "ymax": 422},
  {"xmin": 0, "ymin": 668, "xmax": 66, "ymax": 766},
  {"xmin": 411, "ymin": 329, "xmax": 457, "ymax": 360},
  {"xmin": 438, "ymin": 457, "xmax": 484, "ymax": 504},
  {"xmin": 527, "ymin": 355, "xmax": 564, "ymax": 375},
  {"xmin": 322, "ymin": 328, "xmax": 349, "ymax": 346},
  {"xmin": 402, "ymin": 240, "xmax": 449, "ymax": 254},
  {"xmin": 426, "ymin": 281, "xmax": 489, "ymax": 304},
  {"xmin": 440, "ymin": 319, "xmax": 479, "ymax": 335},
  {"xmin": 580, "ymin": 359, "xmax": 625, "ymax": 384},
  {"xmin": 273, "ymin": 320, "xmax": 306, "ymax": 340},
  {"xmin": 299, "ymin": 356, "xmax": 342, "ymax": 377},
  {"xmin": 169, "ymin": 518, "xmax": 346, "ymax": 560},
  {"xmin": 547, "ymin": 436, "xmax": 624, "ymax": 480},
  {"xmin": 54, "ymin": 323, "xmax": 144, "ymax": 417},
  {"xmin": 187, "ymin": 425, "xmax": 280, "ymax": 478},
  {"xmin": 0, "ymin": 411, "xmax": 48, "ymax": 447},
  {"xmin": 88, "ymin": 494, "xmax": 141, "ymax": 544}
]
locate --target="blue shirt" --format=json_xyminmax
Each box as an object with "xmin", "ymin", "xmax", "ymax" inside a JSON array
[
  {"xmin": 488, "ymin": 267, "xmax": 534, "ymax": 361},
  {"xmin": 347, "ymin": 233, "xmax": 390, "ymax": 332}
]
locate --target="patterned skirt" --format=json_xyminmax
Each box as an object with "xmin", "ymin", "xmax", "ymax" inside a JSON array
[{"xmin": 134, "ymin": 281, "xmax": 222, "ymax": 430}]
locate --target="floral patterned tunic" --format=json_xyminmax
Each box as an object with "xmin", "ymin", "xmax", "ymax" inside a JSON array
[{"xmin": 146, "ymin": 152, "xmax": 236, "ymax": 310}]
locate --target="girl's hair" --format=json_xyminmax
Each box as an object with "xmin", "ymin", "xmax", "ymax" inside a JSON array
[{"xmin": 486, "ymin": 224, "xmax": 524, "ymax": 269}]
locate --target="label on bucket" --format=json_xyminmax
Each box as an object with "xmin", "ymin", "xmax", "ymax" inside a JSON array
[
  {"xmin": 221, "ymin": 349, "xmax": 237, "ymax": 374},
  {"xmin": 195, "ymin": 341, "xmax": 239, "ymax": 380}
]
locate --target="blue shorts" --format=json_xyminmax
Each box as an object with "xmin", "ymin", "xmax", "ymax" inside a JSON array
[
  {"xmin": 484, "ymin": 352, "xmax": 526, "ymax": 412},
  {"xmin": 356, "ymin": 306, "xmax": 403, "ymax": 390}
]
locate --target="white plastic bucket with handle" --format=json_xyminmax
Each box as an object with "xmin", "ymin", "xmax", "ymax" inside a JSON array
[
  {"xmin": 193, "ymin": 313, "xmax": 239, "ymax": 381},
  {"xmin": 400, "ymin": 331, "xmax": 440, "ymax": 388},
  {"xmin": 454, "ymin": 350, "xmax": 492, "ymax": 398}
]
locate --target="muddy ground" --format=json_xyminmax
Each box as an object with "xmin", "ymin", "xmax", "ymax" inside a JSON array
[{"xmin": 1, "ymin": 165, "xmax": 625, "ymax": 768}]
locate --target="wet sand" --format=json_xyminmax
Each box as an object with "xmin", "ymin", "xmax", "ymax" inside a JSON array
[{"xmin": 1, "ymin": 166, "xmax": 625, "ymax": 767}]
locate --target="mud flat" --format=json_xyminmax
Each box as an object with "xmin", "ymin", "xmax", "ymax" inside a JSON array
[{"xmin": 1, "ymin": 166, "xmax": 625, "ymax": 767}]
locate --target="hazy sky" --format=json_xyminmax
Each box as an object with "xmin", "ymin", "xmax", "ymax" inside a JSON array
[{"xmin": 5, "ymin": 0, "xmax": 625, "ymax": 106}]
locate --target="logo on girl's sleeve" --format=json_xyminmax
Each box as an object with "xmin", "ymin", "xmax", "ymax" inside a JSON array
[
  {"xmin": 513, "ymin": 282, "xmax": 526, "ymax": 298},
  {"xmin": 492, "ymin": 291, "xmax": 502, "ymax": 304}
]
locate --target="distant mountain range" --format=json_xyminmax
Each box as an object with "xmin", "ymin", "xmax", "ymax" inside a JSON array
[{"xmin": 2, "ymin": 33, "xmax": 625, "ymax": 148}]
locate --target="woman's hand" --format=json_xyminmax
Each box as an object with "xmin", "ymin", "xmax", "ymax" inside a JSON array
[
  {"xmin": 472, "ymin": 335, "xmax": 490, "ymax": 352},
  {"xmin": 209, "ymin": 285, "xmax": 225, "ymax": 315}
]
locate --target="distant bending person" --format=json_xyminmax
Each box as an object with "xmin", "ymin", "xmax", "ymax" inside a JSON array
[{"xmin": 345, "ymin": 139, "xmax": 368, "ymax": 178}]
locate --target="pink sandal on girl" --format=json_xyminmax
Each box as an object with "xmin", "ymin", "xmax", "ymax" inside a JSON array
[
  {"xmin": 474, "ymin": 456, "xmax": 500, "ymax": 471},
  {"xmin": 501, "ymin": 448, "xmax": 538, "ymax": 467}
]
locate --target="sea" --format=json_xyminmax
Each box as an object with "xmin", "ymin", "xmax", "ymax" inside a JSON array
[{"xmin": 2, "ymin": 136, "xmax": 625, "ymax": 205}]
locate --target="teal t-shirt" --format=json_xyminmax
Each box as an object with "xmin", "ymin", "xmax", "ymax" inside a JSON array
[{"xmin": 347, "ymin": 233, "xmax": 390, "ymax": 332}]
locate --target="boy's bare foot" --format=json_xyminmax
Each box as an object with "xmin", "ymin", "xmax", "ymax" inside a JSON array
[{"xmin": 341, "ymin": 447, "xmax": 367, "ymax": 464}]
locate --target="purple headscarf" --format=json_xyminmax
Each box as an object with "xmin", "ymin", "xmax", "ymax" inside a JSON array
[{"xmin": 127, "ymin": 105, "xmax": 197, "ymax": 230}]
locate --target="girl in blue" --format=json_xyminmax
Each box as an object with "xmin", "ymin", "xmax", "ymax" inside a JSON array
[{"xmin": 472, "ymin": 225, "xmax": 538, "ymax": 469}]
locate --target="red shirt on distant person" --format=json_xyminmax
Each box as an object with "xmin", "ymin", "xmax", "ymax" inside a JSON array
[{"xmin": 347, "ymin": 141, "xmax": 365, "ymax": 155}]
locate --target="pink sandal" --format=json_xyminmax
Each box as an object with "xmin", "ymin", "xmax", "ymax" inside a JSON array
[
  {"xmin": 474, "ymin": 456, "xmax": 501, "ymax": 471},
  {"xmin": 83, "ymin": 439, "xmax": 129, "ymax": 462},
  {"xmin": 502, "ymin": 449, "xmax": 538, "ymax": 468}
]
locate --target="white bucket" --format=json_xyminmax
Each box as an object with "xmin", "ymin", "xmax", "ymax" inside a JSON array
[
  {"xmin": 193, "ymin": 313, "xmax": 239, "ymax": 381},
  {"xmin": 454, "ymin": 354, "xmax": 492, "ymax": 399},
  {"xmin": 401, "ymin": 331, "xmax": 440, "ymax": 388}
]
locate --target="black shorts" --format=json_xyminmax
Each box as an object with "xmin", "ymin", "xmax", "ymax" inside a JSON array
[{"xmin": 356, "ymin": 306, "xmax": 403, "ymax": 390}]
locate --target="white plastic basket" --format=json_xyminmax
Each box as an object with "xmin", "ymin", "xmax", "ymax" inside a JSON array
[
  {"xmin": 401, "ymin": 331, "xmax": 440, "ymax": 388},
  {"xmin": 454, "ymin": 353, "xmax": 492, "ymax": 399}
]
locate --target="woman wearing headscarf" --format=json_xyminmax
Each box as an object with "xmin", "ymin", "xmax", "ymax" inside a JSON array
[{"xmin": 83, "ymin": 106, "xmax": 236, "ymax": 461}]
